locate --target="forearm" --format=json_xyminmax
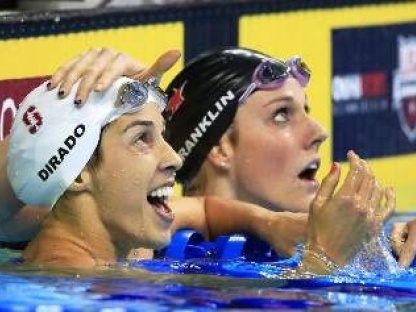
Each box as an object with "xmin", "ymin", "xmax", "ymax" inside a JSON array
[
  {"xmin": 172, "ymin": 196, "xmax": 307, "ymax": 257},
  {"xmin": 170, "ymin": 196, "xmax": 209, "ymax": 237},
  {"xmin": 171, "ymin": 196, "xmax": 260, "ymax": 239},
  {"xmin": 0, "ymin": 205, "xmax": 46, "ymax": 242},
  {"xmin": 0, "ymin": 136, "xmax": 46, "ymax": 242},
  {"xmin": 0, "ymin": 136, "xmax": 26, "ymax": 222},
  {"xmin": 203, "ymin": 196, "xmax": 273, "ymax": 240}
]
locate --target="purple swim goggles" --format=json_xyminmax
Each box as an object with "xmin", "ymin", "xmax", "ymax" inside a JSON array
[{"xmin": 239, "ymin": 56, "xmax": 311, "ymax": 104}]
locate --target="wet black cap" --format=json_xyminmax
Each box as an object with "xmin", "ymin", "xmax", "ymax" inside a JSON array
[{"xmin": 164, "ymin": 47, "xmax": 273, "ymax": 184}]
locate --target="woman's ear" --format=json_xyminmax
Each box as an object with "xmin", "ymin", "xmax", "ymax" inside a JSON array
[
  {"xmin": 206, "ymin": 133, "xmax": 234, "ymax": 171},
  {"xmin": 67, "ymin": 168, "xmax": 93, "ymax": 193}
]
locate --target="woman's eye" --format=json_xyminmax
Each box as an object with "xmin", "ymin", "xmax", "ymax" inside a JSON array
[
  {"xmin": 273, "ymin": 107, "xmax": 289, "ymax": 123},
  {"xmin": 134, "ymin": 132, "xmax": 152, "ymax": 145}
]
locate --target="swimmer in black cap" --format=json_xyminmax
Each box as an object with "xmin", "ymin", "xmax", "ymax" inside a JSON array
[
  {"xmin": 163, "ymin": 48, "xmax": 321, "ymax": 207},
  {"xmin": 162, "ymin": 47, "xmax": 393, "ymax": 214}
]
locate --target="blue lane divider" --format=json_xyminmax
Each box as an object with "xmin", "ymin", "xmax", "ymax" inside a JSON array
[
  {"xmin": 155, "ymin": 229, "xmax": 290, "ymax": 263},
  {"xmin": 143, "ymin": 230, "xmax": 301, "ymax": 277}
]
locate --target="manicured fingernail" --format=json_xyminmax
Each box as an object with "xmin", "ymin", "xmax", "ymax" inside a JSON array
[
  {"xmin": 58, "ymin": 89, "xmax": 65, "ymax": 98},
  {"xmin": 74, "ymin": 98, "xmax": 82, "ymax": 105},
  {"xmin": 330, "ymin": 162, "xmax": 338, "ymax": 174}
]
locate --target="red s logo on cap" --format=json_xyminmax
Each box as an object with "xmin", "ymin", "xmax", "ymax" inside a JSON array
[
  {"xmin": 23, "ymin": 106, "xmax": 43, "ymax": 134},
  {"xmin": 167, "ymin": 82, "xmax": 187, "ymax": 116}
]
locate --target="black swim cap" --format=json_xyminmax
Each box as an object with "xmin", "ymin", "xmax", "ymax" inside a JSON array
[{"xmin": 165, "ymin": 47, "xmax": 273, "ymax": 184}]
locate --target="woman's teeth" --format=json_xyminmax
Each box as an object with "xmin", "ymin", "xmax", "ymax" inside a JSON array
[
  {"xmin": 148, "ymin": 186, "xmax": 174, "ymax": 202},
  {"xmin": 299, "ymin": 162, "xmax": 319, "ymax": 180},
  {"xmin": 147, "ymin": 186, "xmax": 174, "ymax": 215},
  {"xmin": 308, "ymin": 163, "xmax": 318, "ymax": 170}
]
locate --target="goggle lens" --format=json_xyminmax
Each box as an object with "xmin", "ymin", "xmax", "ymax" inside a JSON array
[
  {"xmin": 287, "ymin": 56, "xmax": 310, "ymax": 87},
  {"xmin": 239, "ymin": 56, "xmax": 310, "ymax": 104},
  {"xmin": 119, "ymin": 81, "xmax": 167, "ymax": 111},
  {"xmin": 256, "ymin": 60, "xmax": 289, "ymax": 85},
  {"xmin": 104, "ymin": 81, "xmax": 167, "ymax": 125}
]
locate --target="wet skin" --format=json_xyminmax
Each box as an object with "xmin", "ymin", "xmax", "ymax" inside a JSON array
[{"xmin": 229, "ymin": 77, "xmax": 327, "ymax": 213}]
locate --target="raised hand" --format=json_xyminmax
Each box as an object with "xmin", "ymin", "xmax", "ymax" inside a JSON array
[
  {"xmin": 302, "ymin": 151, "xmax": 395, "ymax": 273},
  {"xmin": 47, "ymin": 47, "xmax": 181, "ymax": 105}
]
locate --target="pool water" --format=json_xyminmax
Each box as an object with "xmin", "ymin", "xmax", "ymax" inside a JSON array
[
  {"xmin": 1, "ymin": 214, "xmax": 416, "ymax": 311},
  {"xmin": 1, "ymin": 257, "xmax": 416, "ymax": 311}
]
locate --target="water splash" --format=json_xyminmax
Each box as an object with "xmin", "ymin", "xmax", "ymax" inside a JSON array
[{"xmin": 339, "ymin": 230, "xmax": 404, "ymax": 277}]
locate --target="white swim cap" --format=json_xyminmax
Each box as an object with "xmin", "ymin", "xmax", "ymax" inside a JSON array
[{"xmin": 7, "ymin": 77, "xmax": 166, "ymax": 207}]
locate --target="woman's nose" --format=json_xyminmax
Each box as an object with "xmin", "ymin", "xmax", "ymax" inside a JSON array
[
  {"xmin": 160, "ymin": 138, "xmax": 183, "ymax": 174},
  {"xmin": 307, "ymin": 117, "xmax": 328, "ymax": 150}
]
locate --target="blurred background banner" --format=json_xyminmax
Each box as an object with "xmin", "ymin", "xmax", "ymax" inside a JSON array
[
  {"xmin": 1, "ymin": 0, "xmax": 415, "ymax": 210},
  {"xmin": 332, "ymin": 24, "xmax": 416, "ymax": 161}
]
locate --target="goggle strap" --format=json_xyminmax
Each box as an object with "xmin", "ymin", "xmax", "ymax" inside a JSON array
[{"xmin": 239, "ymin": 82, "xmax": 257, "ymax": 104}]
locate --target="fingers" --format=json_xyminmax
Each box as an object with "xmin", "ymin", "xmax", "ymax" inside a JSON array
[
  {"xmin": 91, "ymin": 50, "xmax": 180, "ymax": 100},
  {"xmin": 338, "ymin": 151, "xmax": 382, "ymax": 217},
  {"xmin": 71, "ymin": 48, "xmax": 147, "ymax": 105},
  {"xmin": 338, "ymin": 150, "xmax": 365, "ymax": 196},
  {"xmin": 390, "ymin": 222, "xmax": 406, "ymax": 256},
  {"xmin": 48, "ymin": 48, "xmax": 181, "ymax": 106},
  {"xmin": 71, "ymin": 48, "xmax": 123, "ymax": 105},
  {"xmin": 398, "ymin": 221, "xmax": 416, "ymax": 267},
  {"xmin": 71, "ymin": 49, "xmax": 120, "ymax": 96},
  {"xmin": 381, "ymin": 187, "xmax": 396, "ymax": 221},
  {"xmin": 94, "ymin": 52, "xmax": 147, "ymax": 92},
  {"xmin": 336, "ymin": 151, "xmax": 388, "ymax": 232},
  {"xmin": 49, "ymin": 47, "xmax": 104, "ymax": 96},
  {"xmin": 357, "ymin": 161, "xmax": 375, "ymax": 203},
  {"xmin": 368, "ymin": 181, "xmax": 382, "ymax": 215},
  {"xmin": 48, "ymin": 57, "xmax": 78, "ymax": 90},
  {"xmin": 134, "ymin": 49, "xmax": 181, "ymax": 81},
  {"xmin": 355, "ymin": 158, "xmax": 393, "ymax": 228},
  {"xmin": 310, "ymin": 162, "xmax": 341, "ymax": 211},
  {"xmin": 73, "ymin": 52, "xmax": 146, "ymax": 105},
  {"xmin": 47, "ymin": 47, "xmax": 145, "ymax": 105}
]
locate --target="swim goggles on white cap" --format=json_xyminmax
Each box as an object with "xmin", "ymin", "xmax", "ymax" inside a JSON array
[{"xmin": 104, "ymin": 80, "xmax": 167, "ymax": 126}]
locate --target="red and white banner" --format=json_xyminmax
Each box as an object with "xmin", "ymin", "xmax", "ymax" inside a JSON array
[{"xmin": 0, "ymin": 77, "xmax": 48, "ymax": 141}]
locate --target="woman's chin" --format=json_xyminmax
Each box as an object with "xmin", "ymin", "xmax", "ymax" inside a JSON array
[{"xmin": 150, "ymin": 233, "xmax": 172, "ymax": 251}]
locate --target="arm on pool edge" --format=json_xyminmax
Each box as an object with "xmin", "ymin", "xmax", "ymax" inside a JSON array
[
  {"xmin": 0, "ymin": 136, "xmax": 48, "ymax": 242},
  {"xmin": 170, "ymin": 196, "xmax": 308, "ymax": 258}
]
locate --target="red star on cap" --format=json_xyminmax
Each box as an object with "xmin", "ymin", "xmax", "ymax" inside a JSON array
[{"xmin": 167, "ymin": 82, "xmax": 186, "ymax": 115}]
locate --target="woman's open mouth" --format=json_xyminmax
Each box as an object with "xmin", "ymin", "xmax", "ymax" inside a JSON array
[
  {"xmin": 298, "ymin": 159, "xmax": 320, "ymax": 191},
  {"xmin": 299, "ymin": 167, "xmax": 317, "ymax": 181},
  {"xmin": 147, "ymin": 185, "xmax": 175, "ymax": 223}
]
